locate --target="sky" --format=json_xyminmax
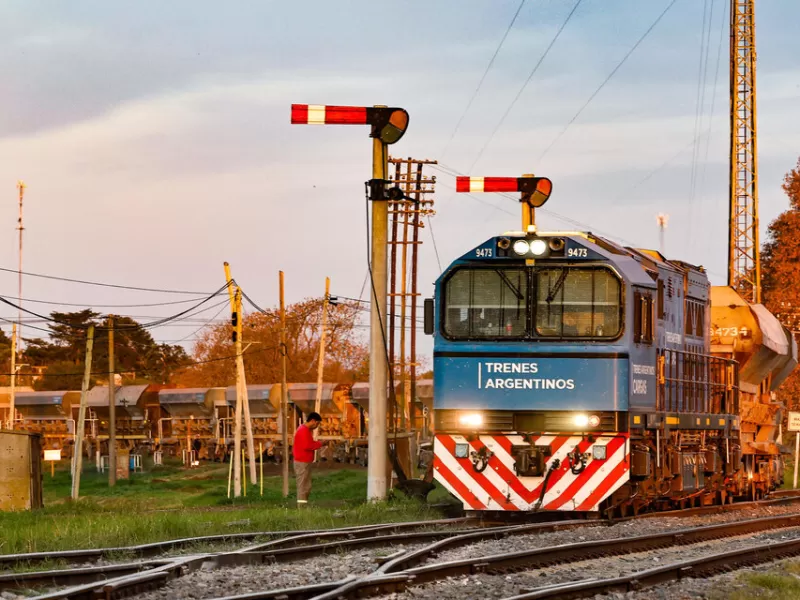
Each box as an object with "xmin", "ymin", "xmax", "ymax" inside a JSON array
[{"xmin": 1, "ymin": 0, "xmax": 799, "ymax": 362}]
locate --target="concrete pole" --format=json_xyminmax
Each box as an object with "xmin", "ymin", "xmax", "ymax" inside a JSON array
[
  {"xmin": 314, "ymin": 277, "xmax": 331, "ymax": 417},
  {"xmin": 280, "ymin": 271, "xmax": 290, "ymax": 498},
  {"xmin": 108, "ymin": 316, "xmax": 116, "ymax": 487},
  {"xmin": 368, "ymin": 135, "xmax": 389, "ymax": 501},
  {"xmin": 9, "ymin": 324, "xmax": 16, "ymax": 430},
  {"xmin": 72, "ymin": 325, "xmax": 95, "ymax": 500}
]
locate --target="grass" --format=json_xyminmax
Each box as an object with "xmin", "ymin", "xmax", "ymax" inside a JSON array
[
  {"xmin": 0, "ymin": 457, "xmax": 458, "ymax": 556},
  {"xmin": 710, "ymin": 562, "xmax": 800, "ymax": 600}
]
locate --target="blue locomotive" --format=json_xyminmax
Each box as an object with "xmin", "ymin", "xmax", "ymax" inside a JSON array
[{"xmin": 424, "ymin": 219, "xmax": 796, "ymax": 515}]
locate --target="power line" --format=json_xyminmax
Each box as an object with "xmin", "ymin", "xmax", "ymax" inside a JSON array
[
  {"xmin": 688, "ymin": 0, "xmax": 716, "ymax": 238},
  {"xmin": 468, "ymin": 0, "xmax": 585, "ymax": 172},
  {"xmin": 0, "ymin": 293, "xmax": 224, "ymax": 309},
  {"xmin": 0, "ymin": 283, "xmax": 230, "ymax": 332},
  {"xmin": 440, "ymin": 0, "xmax": 528, "ymax": 161},
  {"xmin": 0, "ymin": 265, "xmax": 215, "ymax": 295},
  {"xmin": 536, "ymin": 0, "xmax": 679, "ymax": 165},
  {"xmin": 427, "ymin": 214, "xmax": 444, "ymax": 274}
]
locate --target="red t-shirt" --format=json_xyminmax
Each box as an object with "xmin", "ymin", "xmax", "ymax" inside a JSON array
[{"xmin": 293, "ymin": 423, "xmax": 322, "ymax": 463}]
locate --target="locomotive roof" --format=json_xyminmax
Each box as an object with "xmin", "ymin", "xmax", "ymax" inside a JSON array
[{"xmin": 445, "ymin": 230, "xmax": 709, "ymax": 293}]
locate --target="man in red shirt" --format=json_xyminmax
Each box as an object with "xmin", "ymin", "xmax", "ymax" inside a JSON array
[{"xmin": 293, "ymin": 412, "xmax": 322, "ymax": 506}]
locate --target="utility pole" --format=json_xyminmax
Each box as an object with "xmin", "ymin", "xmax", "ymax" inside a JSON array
[
  {"xmin": 8, "ymin": 324, "xmax": 16, "ymax": 430},
  {"xmin": 279, "ymin": 271, "xmax": 289, "ymax": 498},
  {"xmin": 291, "ymin": 103, "xmax": 409, "ymax": 500},
  {"xmin": 108, "ymin": 316, "xmax": 116, "ymax": 487},
  {"xmin": 72, "ymin": 325, "xmax": 95, "ymax": 500},
  {"xmin": 728, "ymin": 0, "xmax": 760, "ymax": 302},
  {"xmin": 387, "ymin": 157, "xmax": 437, "ymax": 434},
  {"xmin": 313, "ymin": 277, "xmax": 331, "ymax": 417},
  {"xmin": 236, "ymin": 288, "xmax": 257, "ymax": 482},
  {"xmin": 223, "ymin": 262, "xmax": 257, "ymax": 488}
]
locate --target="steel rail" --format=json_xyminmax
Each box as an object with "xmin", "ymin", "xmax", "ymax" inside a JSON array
[
  {"xmin": 503, "ymin": 536, "xmax": 800, "ymax": 599},
  {"xmin": 0, "ymin": 517, "xmax": 474, "ymax": 568},
  {"xmin": 0, "ymin": 560, "xmax": 170, "ymax": 593},
  {"xmin": 306, "ymin": 511, "xmax": 800, "ymax": 600}
]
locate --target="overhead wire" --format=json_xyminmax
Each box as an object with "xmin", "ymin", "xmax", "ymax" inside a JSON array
[
  {"xmin": 535, "ymin": 0, "xmax": 679, "ymax": 165},
  {"xmin": 0, "ymin": 265, "xmax": 214, "ymax": 295},
  {"xmin": 0, "ymin": 293, "xmax": 224, "ymax": 309},
  {"xmin": 0, "ymin": 282, "xmax": 231, "ymax": 332},
  {"xmin": 440, "ymin": 0, "xmax": 528, "ymax": 161},
  {"xmin": 687, "ymin": 0, "xmax": 717, "ymax": 242},
  {"xmin": 467, "ymin": 0, "xmax": 585, "ymax": 172}
]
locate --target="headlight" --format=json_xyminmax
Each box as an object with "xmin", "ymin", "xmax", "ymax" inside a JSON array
[
  {"xmin": 455, "ymin": 443, "xmax": 470, "ymax": 458},
  {"xmin": 512, "ymin": 240, "xmax": 530, "ymax": 255},
  {"xmin": 574, "ymin": 414, "xmax": 589, "ymax": 428},
  {"xmin": 529, "ymin": 239, "xmax": 547, "ymax": 256},
  {"xmin": 458, "ymin": 413, "xmax": 483, "ymax": 427},
  {"xmin": 593, "ymin": 445, "xmax": 607, "ymax": 460},
  {"xmin": 588, "ymin": 415, "xmax": 601, "ymax": 428}
]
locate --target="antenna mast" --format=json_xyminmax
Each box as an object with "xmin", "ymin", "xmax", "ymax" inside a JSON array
[{"xmin": 16, "ymin": 181, "xmax": 25, "ymax": 338}]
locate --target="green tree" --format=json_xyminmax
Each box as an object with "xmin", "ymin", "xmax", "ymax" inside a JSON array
[
  {"xmin": 46, "ymin": 309, "xmax": 100, "ymax": 364},
  {"xmin": 33, "ymin": 360, "xmax": 84, "ymax": 391},
  {"xmin": 19, "ymin": 311, "xmax": 191, "ymax": 387},
  {"xmin": 761, "ymin": 156, "xmax": 800, "ymax": 410}
]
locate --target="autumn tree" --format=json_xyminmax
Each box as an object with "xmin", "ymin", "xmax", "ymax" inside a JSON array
[
  {"xmin": 175, "ymin": 297, "xmax": 368, "ymax": 387},
  {"xmin": 761, "ymin": 156, "xmax": 800, "ymax": 410}
]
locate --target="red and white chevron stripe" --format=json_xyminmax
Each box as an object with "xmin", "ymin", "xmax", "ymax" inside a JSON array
[{"xmin": 433, "ymin": 433, "xmax": 630, "ymax": 512}]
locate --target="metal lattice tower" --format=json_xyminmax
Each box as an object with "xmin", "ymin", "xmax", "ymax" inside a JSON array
[{"xmin": 728, "ymin": 0, "xmax": 760, "ymax": 303}]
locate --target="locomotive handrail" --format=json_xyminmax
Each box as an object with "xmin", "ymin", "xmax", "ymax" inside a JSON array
[{"xmin": 656, "ymin": 348, "xmax": 739, "ymax": 415}]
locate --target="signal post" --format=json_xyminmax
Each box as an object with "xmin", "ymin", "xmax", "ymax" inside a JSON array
[{"xmin": 291, "ymin": 104, "xmax": 409, "ymax": 500}]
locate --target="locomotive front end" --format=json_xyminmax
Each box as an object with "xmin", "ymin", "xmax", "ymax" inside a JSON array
[{"xmin": 429, "ymin": 231, "xmax": 645, "ymax": 513}]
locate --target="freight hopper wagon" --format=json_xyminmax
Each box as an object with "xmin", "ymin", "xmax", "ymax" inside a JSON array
[
  {"xmin": 427, "ymin": 229, "xmax": 797, "ymax": 515},
  {"xmin": 6, "ymin": 391, "xmax": 81, "ymax": 456},
  {"xmin": 290, "ymin": 383, "xmax": 365, "ymax": 462},
  {"xmin": 710, "ymin": 287, "xmax": 798, "ymax": 499},
  {"xmin": 224, "ymin": 384, "xmax": 293, "ymax": 458},
  {"xmin": 157, "ymin": 387, "xmax": 228, "ymax": 458},
  {"xmin": 82, "ymin": 385, "xmax": 161, "ymax": 452}
]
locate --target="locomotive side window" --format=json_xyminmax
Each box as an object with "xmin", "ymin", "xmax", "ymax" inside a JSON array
[
  {"xmin": 443, "ymin": 268, "xmax": 528, "ymax": 339},
  {"xmin": 535, "ymin": 268, "xmax": 621, "ymax": 338}
]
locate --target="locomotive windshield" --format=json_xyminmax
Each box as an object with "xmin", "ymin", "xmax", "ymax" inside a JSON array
[{"xmin": 443, "ymin": 266, "xmax": 621, "ymax": 340}]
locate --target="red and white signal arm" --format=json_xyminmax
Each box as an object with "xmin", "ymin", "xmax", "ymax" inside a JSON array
[
  {"xmin": 291, "ymin": 104, "xmax": 409, "ymax": 144},
  {"xmin": 291, "ymin": 104, "xmax": 368, "ymax": 125},
  {"xmin": 456, "ymin": 177, "xmax": 520, "ymax": 193}
]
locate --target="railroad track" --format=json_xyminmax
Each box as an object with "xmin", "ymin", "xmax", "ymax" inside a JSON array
[
  {"xmin": 235, "ymin": 510, "xmax": 800, "ymax": 600},
  {"xmin": 6, "ymin": 493, "xmax": 800, "ymax": 600}
]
